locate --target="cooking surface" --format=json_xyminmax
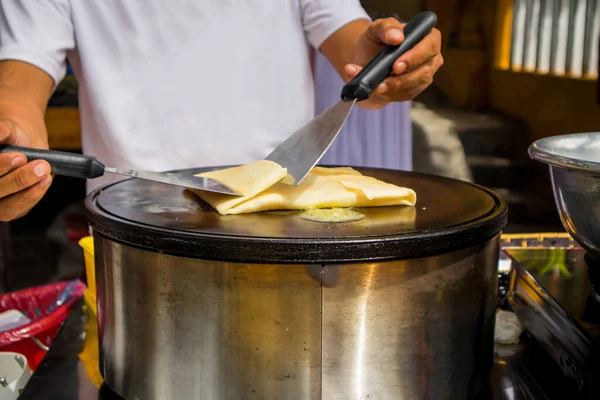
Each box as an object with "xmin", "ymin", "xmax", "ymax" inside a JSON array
[
  {"xmin": 92, "ymin": 167, "xmax": 498, "ymax": 239},
  {"xmin": 86, "ymin": 167, "xmax": 507, "ymax": 263}
]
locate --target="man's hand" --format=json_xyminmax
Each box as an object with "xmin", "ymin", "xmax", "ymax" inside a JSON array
[
  {"xmin": 0, "ymin": 118, "xmax": 52, "ymax": 222},
  {"xmin": 346, "ymin": 17, "xmax": 443, "ymax": 109}
]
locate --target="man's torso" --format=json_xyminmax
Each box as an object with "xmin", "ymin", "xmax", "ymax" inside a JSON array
[{"xmin": 67, "ymin": 1, "xmax": 314, "ymax": 191}]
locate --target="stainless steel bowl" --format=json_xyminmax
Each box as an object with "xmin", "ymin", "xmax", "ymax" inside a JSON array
[{"xmin": 529, "ymin": 132, "xmax": 600, "ymax": 254}]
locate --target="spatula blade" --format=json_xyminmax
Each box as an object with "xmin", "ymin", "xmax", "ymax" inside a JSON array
[
  {"xmin": 104, "ymin": 167, "xmax": 243, "ymax": 195},
  {"xmin": 265, "ymin": 99, "xmax": 355, "ymax": 185}
]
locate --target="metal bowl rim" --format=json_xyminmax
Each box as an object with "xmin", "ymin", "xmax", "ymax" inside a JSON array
[{"xmin": 529, "ymin": 132, "xmax": 600, "ymax": 173}]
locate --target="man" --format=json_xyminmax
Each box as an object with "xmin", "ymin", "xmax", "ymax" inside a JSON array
[{"xmin": 0, "ymin": 1, "xmax": 442, "ymax": 222}]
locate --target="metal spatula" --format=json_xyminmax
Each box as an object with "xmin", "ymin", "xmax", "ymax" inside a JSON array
[
  {"xmin": 266, "ymin": 11, "xmax": 438, "ymax": 185},
  {"xmin": 0, "ymin": 145, "xmax": 243, "ymax": 195}
]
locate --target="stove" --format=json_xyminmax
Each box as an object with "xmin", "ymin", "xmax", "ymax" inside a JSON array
[{"xmin": 16, "ymin": 233, "xmax": 585, "ymax": 400}]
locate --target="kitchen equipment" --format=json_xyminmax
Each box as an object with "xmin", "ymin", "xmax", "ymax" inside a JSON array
[
  {"xmin": 517, "ymin": 134, "xmax": 600, "ymax": 398},
  {"xmin": 0, "ymin": 280, "xmax": 85, "ymax": 370},
  {"xmin": 14, "ymin": 284, "xmax": 581, "ymax": 400},
  {"xmin": 266, "ymin": 12, "xmax": 438, "ymax": 184},
  {"xmin": 506, "ymin": 247, "xmax": 593, "ymax": 385},
  {"xmin": 85, "ymin": 166, "xmax": 506, "ymax": 400},
  {"xmin": 79, "ymin": 236, "xmax": 97, "ymax": 316},
  {"xmin": 503, "ymin": 240, "xmax": 600, "ymax": 398},
  {"xmin": 528, "ymin": 132, "xmax": 600, "ymax": 254},
  {"xmin": 0, "ymin": 145, "xmax": 241, "ymax": 196}
]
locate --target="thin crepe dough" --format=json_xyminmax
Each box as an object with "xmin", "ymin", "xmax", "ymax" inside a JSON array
[
  {"xmin": 191, "ymin": 163, "xmax": 416, "ymax": 215},
  {"xmin": 193, "ymin": 160, "xmax": 288, "ymax": 214}
]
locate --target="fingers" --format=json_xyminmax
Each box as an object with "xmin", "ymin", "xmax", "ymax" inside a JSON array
[
  {"xmin": 344, "ymin": 27, "xmax": 442, "ymax": 86},
  {"xmin": 0, "ymin": 159, "xmax": 52, "ymax": 198},
  {"xmin": 344, "ymin": 64, "xmax": 359, "ymax": 77},
  {"xmin": 343, "ymin": 64, "xmax": 390, "ymax": 95},
  {"xmin": 0, "ymin": 118, "xmax": 52, "ymax": 221},
  {"xmin": 393, "ymin": 60, "xmax": 409, "ymax": 75},
  {"xmin": 0, "ymin": 179, "xmax": 53, "ymax": 222},
  {"xmin": 386, "ymin": 54, "xmax": 442, "ymax": 96},
  {"xmin": 0, "ymin": 152, "xmax": 26, "ymax": 176},
  {"xmin": 395, "ymin": 28, "xmax": 442, "ymax": 73},
  {"xmin": 0, "ymin": 159, "xmax": 53, "ymax": 221},
  {"xmin": 351, "ymin": 53, "xmax": 443, "ymax": 110},
  {"xmin": 394, "ymin": 53, "xmax": 444, "ymax": 93},
  {"xmin": 364, "ymin": 17, "xmax": 405, "ymax": 46},
  {"xmin": 0, "ymin": 158, "xmax": 52, "ymax": 221}
]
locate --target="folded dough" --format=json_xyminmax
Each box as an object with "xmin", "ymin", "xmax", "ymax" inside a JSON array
[
  {"xmin": 192, "ymin": 160, "xmax": 288, "ymax": 214},
  {"xmin": 190, "ymin": 162, "xmax": 416, "ymax": 215}
]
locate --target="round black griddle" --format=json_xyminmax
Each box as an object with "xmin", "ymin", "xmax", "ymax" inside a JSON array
[{"xmin": 85, "ymin": 166, "xmax": 507, "ymax": 263}]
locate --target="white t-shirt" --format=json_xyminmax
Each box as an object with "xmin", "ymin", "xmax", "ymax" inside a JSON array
[{"xmin": 0, "ymin": 1, "xmax": 369, "ymax": 192}]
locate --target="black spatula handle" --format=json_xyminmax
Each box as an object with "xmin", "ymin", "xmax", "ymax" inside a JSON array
[
  {"xmin": 341, "ymin": 11, "xmax": 438, "ymax": 101},
  {"xmin": 0, "ymin": 145, "xmax": 106, "ymax": 179}
]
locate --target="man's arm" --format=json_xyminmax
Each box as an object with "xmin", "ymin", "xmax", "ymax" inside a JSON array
[
  {"xmin": 318, "ymin": 18, "xmax": 370, "ymax": 79},
  {"xmin": 0, "ymin": 60, "xmax": 54, "ymax": 148},
  {"xmin": 0, "ymin": 61, "xmax": 55, "ymax": 222}
]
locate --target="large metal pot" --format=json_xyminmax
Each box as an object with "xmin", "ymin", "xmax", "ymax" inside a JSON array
[
  {"xmin": 86, "ymin": 167, "xmax": 507, "ymax": 400},
  {"xmin": 529, "ymin": 132, "xmax": 600, "ymax": 255}
]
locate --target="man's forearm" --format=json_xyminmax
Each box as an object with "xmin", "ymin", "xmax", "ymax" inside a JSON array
[
  {"xmin": 0, "ymin": 61, "xmax": 54, "ymax": 148},
  {"xmin": 319, "ymin": 18, "xmax": 371, "ymax": 81}
]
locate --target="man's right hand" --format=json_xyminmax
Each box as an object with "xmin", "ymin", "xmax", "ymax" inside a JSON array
[{"xmin": 0, "ymin": 118, "xmax": 53, "ymax": 222}]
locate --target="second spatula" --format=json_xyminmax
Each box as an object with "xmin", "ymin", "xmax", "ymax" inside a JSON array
[{"xmin": 0, "ymin": 145, "xmax": 242, "ymax": 195}]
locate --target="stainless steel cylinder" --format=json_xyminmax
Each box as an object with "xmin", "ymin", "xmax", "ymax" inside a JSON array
[{"xmin": 95, "ymin": 234, "xmax": 500, "ymax": 400}]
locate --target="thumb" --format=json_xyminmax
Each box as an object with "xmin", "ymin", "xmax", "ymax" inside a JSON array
[
  {"xmin": 343, "ymin": 63, "xmax": 362, "ymax": 80},
  {"xmin": 365, "ymin": 18, "xmax": 405, "ymax": 46}
]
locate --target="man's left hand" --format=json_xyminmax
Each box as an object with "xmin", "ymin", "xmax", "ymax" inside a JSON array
[{"xmin": 346, "ymin": 17, "xmax": 443, "ymax": 110}]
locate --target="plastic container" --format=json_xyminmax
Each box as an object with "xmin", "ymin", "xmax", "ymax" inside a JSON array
[
  {"xmin": 79, "ymin": 306, "xmax": 103, "ymax": 388},
  {"xmin": 78, "ymin": 236, "xmax": 96, "ymax": 315},
  {"xmin": 0, "ymin": 280, "xmax": 85, "ymax": 370}
]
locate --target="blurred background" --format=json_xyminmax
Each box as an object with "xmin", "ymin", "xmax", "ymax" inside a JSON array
[{"xmin": 0, "ymin": 0, "xmax": 599, "ymax": 292}]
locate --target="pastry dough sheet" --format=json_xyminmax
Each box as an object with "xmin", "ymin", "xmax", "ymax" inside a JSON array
[{"xmin": 190, "ymin": 163, "xmax": 416, "ymax": 215}]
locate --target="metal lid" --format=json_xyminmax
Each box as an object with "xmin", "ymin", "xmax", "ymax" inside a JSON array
[{"xmin": 86, "ymin": 167, "xmax": 507, "ymax": 263}]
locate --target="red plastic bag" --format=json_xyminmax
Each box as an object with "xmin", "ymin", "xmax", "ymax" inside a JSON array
[{"xmin": 0, "ymin": 280, "xmax": 86, "ymax": 370}]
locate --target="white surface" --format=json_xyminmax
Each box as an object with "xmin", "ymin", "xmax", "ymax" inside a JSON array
[
  {"xmin": 0, "ymin": 352, "xmax": 32, "ymax": 400},
  {"xmin": 0, "ymin": 0, "xmax": 369, "ymax": 193}
]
